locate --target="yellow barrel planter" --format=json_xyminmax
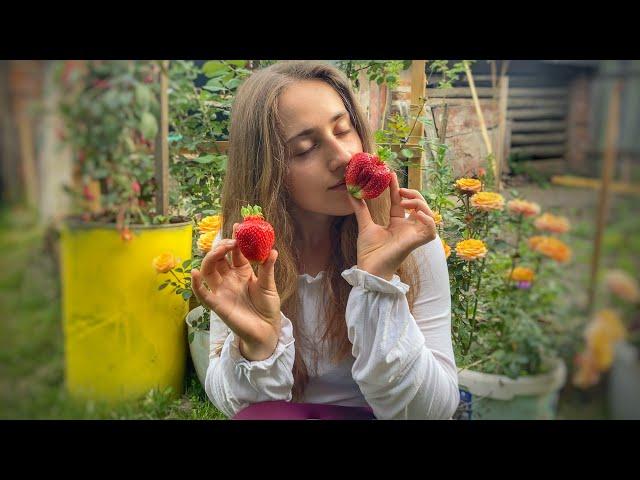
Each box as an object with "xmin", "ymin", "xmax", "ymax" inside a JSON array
[{"xmin": 59, "ymin": 220, "xmax": 193, "ymax": 404}]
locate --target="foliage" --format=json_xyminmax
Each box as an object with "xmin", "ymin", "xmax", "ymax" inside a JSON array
[
  {"xmin": 168, "ymin": 60, "xmax": 251, "ymax": 218},
  {"xmin": 55, "ymin": 60, "xmax": 164, "ymax": 228},
  {"xmin": 336, "ymin": 60, "xmax": 412, "ymax": 91},
  {"xmin": 423, "ymin": 135, "xmax": 576, "ymax": 377}
]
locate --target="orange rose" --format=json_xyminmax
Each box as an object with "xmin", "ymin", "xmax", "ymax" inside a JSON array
[
  {"xmin": 470, "ymin": 192, "xmax": 505, "ymax": 211},
  {"xmin": 441, "ymin": 238, "xmax": 451, "ymax": 259},
  {"xmin": 510, "ymin": 266, "xmax": 535, "ymax": 282},
  {"xmin": 534, "ymin": 212, "xmax": 570, "ymax": 234},
  {"xmin": 198, "ymin": 215, "xmax": 223, "ymax": 234},
  {"xmin": 152, "ymin": 252, "xmax": 177, "ymax": 273},
  {"xmin": 528, "ymin": 236, "xmax": 572, "ymax": 263},
  {"xmin": 455, "ymin": 178, "xmax": 482, "ymax": 195},
  {"xmin": 507, "ymin": 199, "xmax": 541, "ymax": 218},
  {"xmin": 197, "ymin": 231, "xmax": 216, "ymax": 254},
  {"xmin": 604, "ymin": 270, "xmax": 640, "ymax": 303},
  {"xmin": 455, "ymin": 239, "xmax": 488, "ymax": 261}
]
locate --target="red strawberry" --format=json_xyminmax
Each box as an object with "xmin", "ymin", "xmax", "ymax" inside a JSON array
[
  {"xmin": 236, "ymin": 205, "xmax": 275, "ymax": 264},
  {"xmin": 345, "ymin": 152, "xmax": 392, "ymax": 200}
]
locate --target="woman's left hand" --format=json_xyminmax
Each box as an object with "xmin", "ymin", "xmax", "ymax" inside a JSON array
[{"xmin": 346, "ymin": 171, "xmax": 437, "ymax": 281}]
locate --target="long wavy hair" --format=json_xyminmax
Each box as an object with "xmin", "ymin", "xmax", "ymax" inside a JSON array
[{"xmin": 220, "ymin": 61, "xmax": 421, "ymax": 400}]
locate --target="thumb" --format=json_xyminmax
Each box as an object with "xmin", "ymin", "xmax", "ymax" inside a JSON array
[
  {"xmin": 256, "ymin": 249, "xmax": 278, "ymax": 292},
  {"xmin": 347, "ymin": 193, "xmax": 373, "ymax": 232}
]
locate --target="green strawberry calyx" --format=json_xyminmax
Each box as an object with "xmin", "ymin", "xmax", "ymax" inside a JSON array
[{"xmin": 240, "ymin": 205, "xmax": 264, "ymax": 220}]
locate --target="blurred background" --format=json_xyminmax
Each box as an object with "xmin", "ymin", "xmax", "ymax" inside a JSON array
[{"xmin": 1, "ymin": 60, "xmax": 638, "ymax": 420}]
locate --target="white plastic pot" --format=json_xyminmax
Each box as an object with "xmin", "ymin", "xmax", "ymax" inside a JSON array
[
  {"xmin": 608, "ymin": 341, "xmax": 640, "ymax": 420},
  {"xmin": 185, "ymin": 306, "xmax": 229, "ymax": 389},
  {"xmin": 456, "ymin": 359, "xmax": 567, "ymax": 420}
]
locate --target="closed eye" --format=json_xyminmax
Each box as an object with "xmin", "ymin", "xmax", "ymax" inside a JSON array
[
  {"xmin": 296, "ymin": 144, "xmax": 318, "ymax": 157},
  {"xmin": 336, "ymin": 129, "xmax": 352, "ymax": 136}
]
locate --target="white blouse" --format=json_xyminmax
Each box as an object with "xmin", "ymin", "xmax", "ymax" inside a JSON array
[{"xmin": 204, "ymin": 231, "xmax": 459, "ymax": 420}]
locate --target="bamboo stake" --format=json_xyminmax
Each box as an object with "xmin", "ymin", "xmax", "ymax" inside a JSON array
[
  {"xmin": 464, "ymin": 61, "xmax": 497, "ymax": 186},
  {"xmin": 155, "ymin": 60, "xmax": 170, "ymax": 216},
  {"xmin": 407, "ymin": 60, "xmax": 426, "ymax": 191},
  {"xmin": 587, "ymin": 79, "xmax": 623, "ymax": 314}
]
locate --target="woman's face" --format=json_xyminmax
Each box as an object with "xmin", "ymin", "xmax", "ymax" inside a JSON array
[{"xmin": 279, "ymin": 80, "xmax": 363, "ymax": 217}]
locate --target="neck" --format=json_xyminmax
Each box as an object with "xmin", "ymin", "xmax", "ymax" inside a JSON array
[
  {"xmin": 290, "ymin": 205, "xmax": 334, "ymax": 275},
  {"xmin": 291, "ymin": 205, "xmax": 333, "ymax": 250}
]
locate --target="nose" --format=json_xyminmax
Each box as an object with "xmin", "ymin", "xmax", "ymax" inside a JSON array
[{"xmin": 327, "ymin": 138, "xmax": 352, "ymax": 172}]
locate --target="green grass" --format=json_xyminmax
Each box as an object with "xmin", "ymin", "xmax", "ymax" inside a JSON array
[{"xmin": 0, "ymin": 206, "xmax": 226, "ymax": 420}]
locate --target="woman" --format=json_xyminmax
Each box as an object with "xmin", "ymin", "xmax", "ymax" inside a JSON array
[{"xmin": 191, "ymin": 61, "xmax": 459, "ymax": 420}]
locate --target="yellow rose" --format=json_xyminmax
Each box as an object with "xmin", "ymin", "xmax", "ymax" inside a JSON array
[
  {"xmin": 593, "ymin": 309, "xmax": 626, "ymax": 343},
  {"xmin": 152, "ymin": 252, "xmax": 177, "ymax": 273},
  {"xmin": 470, "ymin": 192, "xmax": 505, "ymax": 211},
  {"xmin": 441, "ymin": 238, "xmax": 451, "ymax": 259},
  {"xmin": 455, "ymin": 178, "xmax": 482, "ymax": 195},
  {"xmin": 534, "ymin": 212, "xmax": 570, "ymax": 234},
  {"xmin": 198, "ymin": 215, "xmax": 223, "ymax": 234},
  {"xmin": 528, "ymin": 236, "xmax": 572, "ymax": 263},
  {"xmin": 455, "ymin": 239, "xmax": 488, "ymax": 261},
  {"xmin": 197, "ymin": 231, "xmax": 216, "ymax": 254},
  {"xmin": 586, "ymin": 324, "xmax": 616, "ymax": 370},
  {"xmin": 510, "ymin": 266, "xmax": 535, "ymax": 282},
  {"xmin": 604, "ymin": 270, "xmax": 640, "ymax": 303},
  {"xmin": 434, "ymin": 212, "xmax": 443, "ymax": 226},
  {"xmin": 507, "ymin": 199, "xmax": 541, "ymax": 218}
]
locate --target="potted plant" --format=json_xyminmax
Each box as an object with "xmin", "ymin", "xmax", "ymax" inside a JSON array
[
  {"xmin": 55, "ymin": 60, "xmax": 193, "ymax": 403},
  {"xmin": 417, "ymin": 132, "xmax": 575, "ymax": 419},
  {"xmin": 572, "ymin": 269, "xmax": 640, "ymax": 419}
]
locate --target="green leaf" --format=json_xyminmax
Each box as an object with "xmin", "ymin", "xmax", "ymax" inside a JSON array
[
  {"xmin": 188, "ymin": 332, "xmax": 195, "ymax": 344},
  {"xmin": 135, "ymin": 84, "xmax": 153, "ymax": 110},
  {"xmin": 401, "ymin": 148, "xmax": 414, "ymax": 159},
  {"xmin": 193, "ymin": 155, "xmax": 215, "ymax": 164},
  {"xmin": 158, "ymin": 283, "xmax": 169, "ymax": 290},
  {"xmin": 182, "ymin": 259, "xmax": 192, "ymax": 269},
  {"xmin": 202, "ymin": 61, "xmax": 225, "ymax": 77},
  {"xmin": 175, "ymin": 267, "xmax": 184, "ymax": 273},
  {"xmin": 228, "ymin": 60, "xmax": 247, "ymax": 68},
  {"xmin": 139, "ymin": 111, "xmax": 158, "ymax": 141},
  {"xmin": 182, "ymin": 290, "xmax": 192, "ymax": 301}
]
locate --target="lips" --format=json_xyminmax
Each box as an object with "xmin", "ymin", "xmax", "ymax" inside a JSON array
[{"xmin": 329, "ymin": 181, "xmax": 346, "ymax": 189}]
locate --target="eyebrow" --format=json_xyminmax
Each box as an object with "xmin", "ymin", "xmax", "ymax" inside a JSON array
[{"xmin": 286, "ymin": 111, "xmax": 348, "ymax": 144}]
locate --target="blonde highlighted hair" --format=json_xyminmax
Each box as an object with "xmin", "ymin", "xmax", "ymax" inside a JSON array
[{"xmin": 220, "ymin": 61, "xmax": 421, "ymax": 400}]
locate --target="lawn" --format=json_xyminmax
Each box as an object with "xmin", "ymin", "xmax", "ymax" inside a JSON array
[{"xmin": 0, "ymin": 205, "xmax": 226, "ymax": 419}]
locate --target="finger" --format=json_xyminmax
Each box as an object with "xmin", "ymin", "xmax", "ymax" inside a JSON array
[
  {"xmin": 400, "ymin": 198, "xmax": 435, "ymax": 219},
  {"xmin": 399, "ymin": 188, "xmax": 427, "ymax": 202},
  {"xmin": 346, "ymin": 192, "xmax": 374, "ymax": 232},
  {"xmin": 201, "ymin": 240, "xmax": 235, "ymax": 277},
  {"xmin": 231, "ymin": 223, "xmax": 250, "ymax": 268},
  {"xmin": 414, "ymin": 209, "xmax": 436, "ymax": 228},
  {"xmin": 256, "ymin": 249, "xmax": 278, "ymax": 292},
  {"xmin": 191, "ymin": 269, "xmax": 215, "ymax": 306},
  {"xmin": 389, "ymin": 171, "xmax": 405, "ymax": 220}
]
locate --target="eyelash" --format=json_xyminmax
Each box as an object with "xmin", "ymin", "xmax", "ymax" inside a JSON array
[{"xmin": 296, "ymin": 130, "xmax": 352, "ymax": 157}]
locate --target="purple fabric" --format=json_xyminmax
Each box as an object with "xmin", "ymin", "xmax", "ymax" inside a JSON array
[{"xmin": 232, "ymin": 401, "xmax": 377, "ymax": 420}]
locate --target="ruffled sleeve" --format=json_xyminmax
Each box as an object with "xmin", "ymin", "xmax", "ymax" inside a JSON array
[
  {"xmin": 204, "ymin": 311, "xmax": 296, "ymax": 418},
  {"xmin": 341, "ymin": 235, "xmax": 459, "ymax": 420}
]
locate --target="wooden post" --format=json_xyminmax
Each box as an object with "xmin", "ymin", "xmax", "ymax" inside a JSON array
[
  {"xmin": 496, "ymin": 75, "xmax": 510, "ymax": 178},
  {"xmin": 407, "ymin": 60, "xmax": 426, "ymax": 191},
  {"xmin": 155, "ymin": 60, "xmax": 170, "ymax": 216},
  {"xmin": 464, "ymin": 61, "xmax": 498, "ymax": 189},
  {"xmin": 587, "ymin": 79, "xmax": 623, "ymax": 314}
]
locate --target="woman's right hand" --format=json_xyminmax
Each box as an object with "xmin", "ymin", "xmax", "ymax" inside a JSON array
[{"xmin": 191, "ymin": 223, "xmax": 281, "ymax": 362}]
